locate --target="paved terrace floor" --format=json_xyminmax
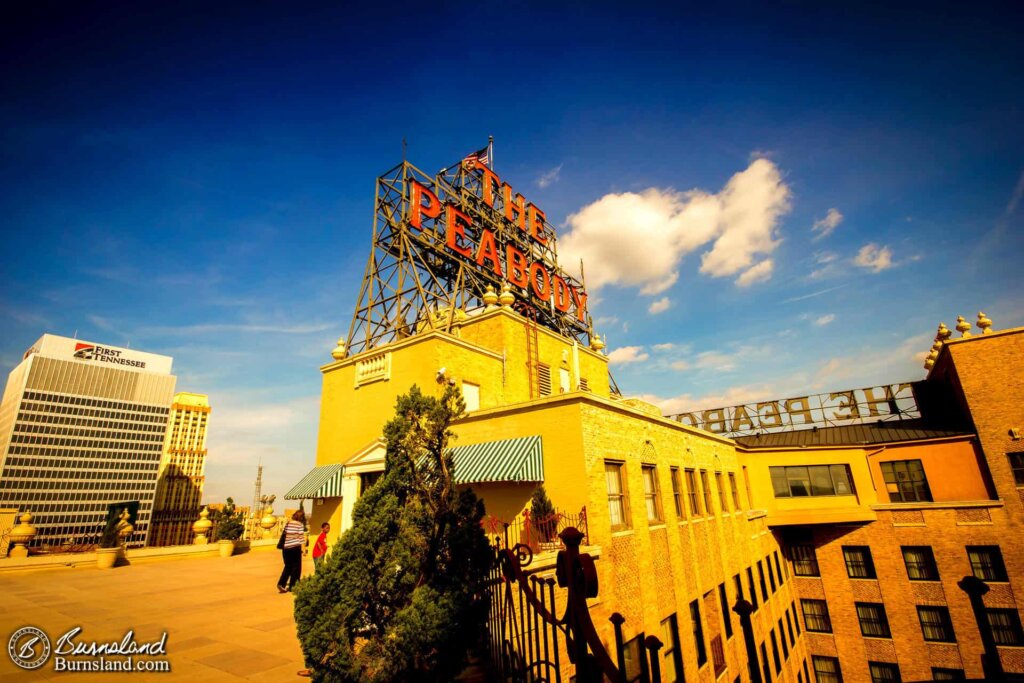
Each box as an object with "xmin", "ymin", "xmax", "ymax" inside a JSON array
[{"xmin": 0, "ymin": 549, "xmax": 309, "ymax": 682}]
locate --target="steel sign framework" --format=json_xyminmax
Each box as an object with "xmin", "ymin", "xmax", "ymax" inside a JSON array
[{"xmin": 345, "ymin": 159, "xmax": 593, "ymax": 356}]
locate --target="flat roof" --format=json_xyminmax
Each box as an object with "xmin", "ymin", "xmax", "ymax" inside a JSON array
[{"xmin": 734, "ymin": 419, "xmax": 973, "ymax": 449}]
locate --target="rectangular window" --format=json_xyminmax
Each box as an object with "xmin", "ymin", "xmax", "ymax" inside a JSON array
[
  {"xmin": 758, "ymin": 561, "xmax": 769, "ymax": 601},
  {"xmin": 716, "ymin": 472, "xmax": 729, "ymax": 512},
  {"xmin": 719, "ymin": 583, "xmax": 733, "ymax": 638},
  {"xmin": 775, "ymin": 551, "xmax": 785, "ymax": 583},
  {"xmin": 770, "ymin": 630, "xmax": 782, "ymax": 673},
  {"xmin": 785, "ymin": 610, "xmax": 795, "ymax": 645},
  {"xmin": 642, "ymin": 465, "xmax": 663, "ymax": 523},
  {"xmin": 729, "ymin": 472, "xmax": 741, "ymax": 509},
  {"xmin": 690, "ymin": 599, "xmax": 707, "ymax": 667},
  {"xmin": 843, "ymin": 546, "xmax": 877, "ymax": 579},
  {"xmin": 802, "ymin": 599, "xmax": 832, "ymax": 633},
  {"xmin": 700, "ymin": 470, "xmax": 713, "ymax": 515},
  {"xmin": 812, "ymin": 655, "xmax": 842, "ymax": 683},
  {"xmin": 621, "ymin": 634, "xmax": 645, "ymax": 683},
  {"xmin": 968, "ymin": 546, "xmax": 1008, "ymax": 581},
  {"xmin": 1009, "ymin": 452, "xmax": 1024, "ymax": 486},
  {"xmin": 791, "ymin": 544, "xmax": 820, "ymax": 576},
  {"xmin": 901, "ymin": 546, "xmax": 939, "ymax": 581},
  {"xmin": 760, "ymin": 642, "xmax": 771, "ymax": 682},
  {"xmin": 747, "ymin": 567, "xmax": 758, "ymax": 609},
  {"xmin": 605, "ymin": 461, "xmax": 630, "ymax": 530},
  {"xmin": 931, "ymin": 668, "xmax": 965, "ymax": 681},
  {"xmin": 769, "ymin": 465, "xmax": 855, "ymax": 497},
  {"xmin": 767, "ymin": 556, "xmax": 777, "ymax": 593},
  {"xmin": 685, "ymin": 469, "xmax": 701, "ymax": 516},
  {"xmin": 461, "ymin": 381, "xmax": 480, "ymax": 411},
  {"xmin": 918, "ymin": 606, "xmax": 956, "ymax": 642},
  {"xmin": 856, "ymin": 603, "xmax": 892, "ymax": 638},
  {"xmin": 660, "ymin": 615, "xmax": 683, "ymax": 683},
  {"xmin": 880, "ymin": 459, "xmax": 932, "ymax": 502},
  {"xmin": 734, "ymin": 574, "xmax": 744, "ymax": 603},
  {"xmin": 778, "ymin": 618, "xmax": 789, "ymax": 659},
  {"xmin": 868, "ymin": 662, "xmax": 901, "ymax": 683},
  {"xmin": 987, "ymin": 608, "xmax": 1024, "ymax": 646},
  {"xmin": 670, "ymin": 467, "xmax": 683, "ymax": 518},
  {"xmin": 711, "ymin": 634, "xmax": 726, "ymax": 676}
]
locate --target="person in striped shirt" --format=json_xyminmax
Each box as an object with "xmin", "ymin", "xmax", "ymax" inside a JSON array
[{"xmin": 277, "ymin": 509, "xmax": 307, "ymax": 593}]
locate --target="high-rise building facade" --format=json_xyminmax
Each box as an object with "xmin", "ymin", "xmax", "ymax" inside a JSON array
[
  {"xmin": 149, "ymin": 392, "xmax": 210, "ymax": 546},
  {"xmin": 0, "ymin": 334, "xmax": 176, "ymax": 548}
]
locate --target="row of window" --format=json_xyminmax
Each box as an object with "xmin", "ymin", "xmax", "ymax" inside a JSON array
[
  {"xmin": 2, "ymin": 464, "xmax": 159, "ymax": 480},
  {"xmin": 7, "ymin": 446, "xmax": 163, "ymax": 459},
  {"xmin": 791, "ymin": 543, "xmax": 1010, "ymax": 583},
  {"xmin": 16, "ymin": 424, "xmax": 165, "ymax": 440},
  {"xmin": 3, "ymin": 482, "xmax": 156, "ymax": 499},
  {"xmin": 23, "ymin": 391, "xmax": 169, "ymax": 414},
  {"xmin": 606, "ymin": 461, "xmax": 742, "ymax": 529},
  {"xmin": 19, "ymin": 413, "xmax": 169, "ymax": 432},
  {"xmin": 10, "ymin": 435, "xmax": 164, "ymax": 447},
  {"xmin": 770, "ymin": 459, "xmax": 933, "ymax": 502},
  {"xmin": 21, "ymin": 403, "xmax": 169, "ymax": 423},
  {"xmin": 9, "ymin": 501, "xmax": 149, "ymax": 514},
  {"xmin": 4, "ymin": 456, "xmax": 159, "ymax": 471},
  {"xmin": 815, "ymin": 655, "xmax": 986, "ymax": 682}
]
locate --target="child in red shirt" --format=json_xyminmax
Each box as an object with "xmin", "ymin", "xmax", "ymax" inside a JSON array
[{"xmin": 312, "ymin": 522, "xmax": 330, "ymax": 570}]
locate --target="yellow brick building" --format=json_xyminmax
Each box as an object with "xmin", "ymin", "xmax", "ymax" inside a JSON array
[
  {"xmin": 288, "ymin": 301, "xmax": 1024, "ymax": 682},
  {"xmin": 149, "ymin": 392, "xmax": 210, "ymax": 546}
]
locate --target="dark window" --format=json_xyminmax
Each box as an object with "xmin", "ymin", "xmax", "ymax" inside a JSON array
[
  {"xmin": 690, "ymin": 599, "xmax": 707, "ymax": 667},
  {"xmin": 778, "ymin": 618, "xmax": 788, "ymax": 659},
  {"xmin": 734, "ymin": 574, "xmax": 744, "ymax": 603},
  {"xmin": 711, "ymin": 634, "xmax": 726, "ymax": 676},
  {"xmin": 775, "ymin": 551, "xmax": 786, "ymax": 582},
  {"xmin": 918, "ymin": 606, "xmax": 956, "ymax": 642},
  {"xmin": 968, "ymin": 546, "xmax": 1008, "ymax": 581},
  {"xmin": 716, "ymin": 472, "xmax": 729, "ymax": 512},
  {"xmin": 987, "ymin": 608, "xmax": 1024, "ymax": 646},
  {"xmin": 670, "ymin": 467, "xmax": 684, "ymax": 518},
  {"xmin": 758, "ymin": 561, "xmax": 769, "ymax": 601},
  {"xmin": 770, "ymin": 465, "xmax": 855, "ymax": 497},
  {"xmin": 729, "ymin": 472, "xmax": 741, "ymax": 509},
  {"xmin": 812, "ymin": 656, "xmax": 842, "ymax": 683},
  {"xmin": 902, "ymin": 546, "xmax": 939, "ymax": 581},
  {"xmin": 660, "ymin": 615, "xmax": 682, "ymax": 683},
  {"xmin": 747, "ymin": 568, "xmax": 758, "ymax": 609},
  {"xmin": 785, "ymin": 610, "xmax": 795, "ymax": 645},
  {"xmin": 868, "ymin": 662, "xmax": 901, "ymax": 683},
  {"xmin": 1009, "ymin": 453, "xmax": 1024, "ymax": 486},
  {"xmin": 719, "ymin": 583, "xmax": 733, "ymax": 638},
  {"xmin": 770, "ymin": 630, "xmax": 782, "ymax": 673},
  {"xmin": 642, "ymin": 465, "xmax": 663, "ymax": 523},
  {"xmin": 856, "ymin": 603, "xmax": 892, "ymax": 638},
  {"xmin": 843, "ymin": 546, "xmax": 877, "ymax": 579},
  {"xmin": 760, "ymin": 642, "xmax": 772, "ymax": 682},
  {"xmin": 767, "ymin": 556, "xmax": 777, "ymax": 592},
  {"xmin": 802, "ymin": 599, "xmax": 832, "ymax": 633},
  {"xmin": 791, "ymin": 544, "xmax": 820, "ymax": 576},
  {"xmin": 880, "ymin": 459, "xmax": 931, "ymax": 502},
  {"xmin": 621, "ymin": 634, "xmax": 645, "ymax": 683},
  {"xmin": 931, "ymin": 667, "xmax": 965, "ymax": 681}
]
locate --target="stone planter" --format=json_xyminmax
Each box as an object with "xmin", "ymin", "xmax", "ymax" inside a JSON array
[
  {"xmin": 97, "ymin": 548, "xmax": 119, "ymax": 569},
  {"xmin": 218, "ymin": 539, "xmax": 236, "ymax": 558}
]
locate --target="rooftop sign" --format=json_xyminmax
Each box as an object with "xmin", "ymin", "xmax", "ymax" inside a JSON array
[
  {"xmin": 345, "ymin": 155, "xmax": 592, "ymax": 355},
  {"xmin": 25, "ymin": 334, "xmax": 174, "ymax": 375},
  {"xmin": 667, "ymin": 382, "xmax": 921, "ymax": 437}
]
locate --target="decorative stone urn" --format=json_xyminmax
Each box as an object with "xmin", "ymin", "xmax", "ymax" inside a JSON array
[
  {"xmin": 193, "ymin": 507, "xmax": 213, "ymax": 545},
  {"xmin": 116, "ymin": 508, "xmax": 133, "ymax": 561},
  {"xmin": 260, "ymin": 506, "xmax": 277, "ymax": 539},
  {"xmin": 8, "ymin": 511, "xmax": 37, "ymax": 558}
]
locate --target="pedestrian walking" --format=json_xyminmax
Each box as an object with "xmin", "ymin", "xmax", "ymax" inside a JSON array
[
  {"xmin": 312, "ymin": 522, "xmax": 330, "ymax": 570},
  {"xmin": 277, "ymin": 509, "xmax": 306, "ymax": 593}
]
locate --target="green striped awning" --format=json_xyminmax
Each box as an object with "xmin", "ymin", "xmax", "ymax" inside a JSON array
[
  {"xmin": 450, "ymin": 435, "xmax": 544, "ymax": 484},
  {"xmin": 284, "ymin": 464, "xmax": 345, "ymax": 500}
]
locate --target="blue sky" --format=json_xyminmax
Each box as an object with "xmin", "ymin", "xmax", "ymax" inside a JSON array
[{"xmin": 1, "ymin": 2, "xmax": 1022, "ymax": 504}]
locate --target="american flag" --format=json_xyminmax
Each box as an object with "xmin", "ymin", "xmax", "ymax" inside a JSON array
[{"xmin": 462, "ymin": 146, "xmax": 489, "ymax": 169}]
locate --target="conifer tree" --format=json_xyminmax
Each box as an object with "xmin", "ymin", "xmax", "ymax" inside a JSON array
[
  {"xmin": 293, "ymin": 385, "xmax": 492, "ymax": 682},
  {"xmin": 530, "ymin": 484, "xmax": 557, "ymax": 542}
]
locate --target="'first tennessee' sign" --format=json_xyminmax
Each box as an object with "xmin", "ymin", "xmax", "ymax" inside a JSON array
[{"xmin": 404, "ymin": 160, "xmax": 588, "ymax": 324}]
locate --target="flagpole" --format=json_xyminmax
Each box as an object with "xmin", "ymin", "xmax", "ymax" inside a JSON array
[{"xmin": 488, "ymin": 135, "xmax": 494, "ymax": 171}]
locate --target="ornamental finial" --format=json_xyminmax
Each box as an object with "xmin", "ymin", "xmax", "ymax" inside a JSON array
[
  {"xmin": 976, "ymin": 311, "xmax": 993, "ymax": 335},
  {"xmin": 956, "ymin": 315, "xmax": 972, "ymax": 338}
]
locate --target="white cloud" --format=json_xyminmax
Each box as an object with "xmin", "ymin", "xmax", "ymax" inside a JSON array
[
  {"xmin": 694, "ymin": 351, "xmax": 737, "ymax": 372},
  {"xmin": 812, "ymin": 208, "xmax": 843, "ymax": 240},
  {"xmin": 735, "ymin": 259, "xmax": 773, "ymax": 287},
  {"xmin": 536, "ymin": 164, "xmax": 563, "ymax": 189},
  {"xmin": 813, "ymin": 314, "xmax": 835, "ymax": 327},
  {"xmin": 636, "ymin": 384, "xmax": 778, "ymax": 416},
  {"xmin": 653, "ymin": 343, "xmax": 675, "ymax": 351},
  {"xmin": 607, "ymin": 345, "xmax": 649, "ymax": 365},
  {"xmin": 559, "ymin": 158, "xmax": 792, "ymax": 295},
  {"xmin": 648, "ymin": 297, "xmax": 671, "ymax": 314},
  {"xmin": 853, "ymin": 243, "xmax": 894, "ymax": 272},
  {"xmin": 670, "ymin": 360, "xmax": 691, "ymax": 371}
]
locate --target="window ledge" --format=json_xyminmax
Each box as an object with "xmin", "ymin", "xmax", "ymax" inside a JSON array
[
  {"xmin": 870, "ymin": 499, "xmax": 1004, "ymax": 511},
  {"xmin": 649, "ymin": 523, "xmax": 666, "ymax": 530},
  {"xmin": 611, "ymin": 529, "xmax": 634, "ymax": 538}
]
